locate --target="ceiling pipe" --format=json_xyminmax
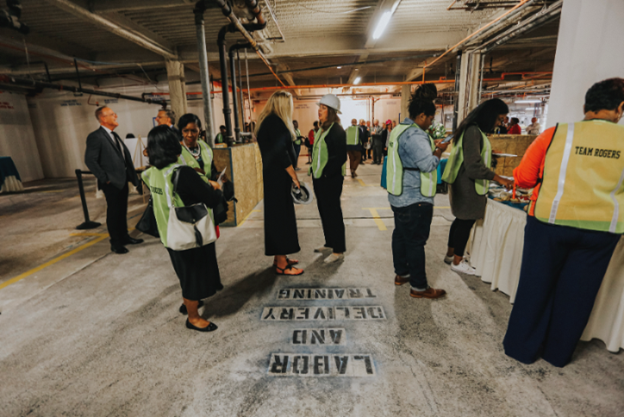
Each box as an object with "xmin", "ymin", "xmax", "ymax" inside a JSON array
[
  {"xmin": 423, "ymin": 0, "xmax": 534, "ymax": 76},
  {"xmin": 43, "ymin": 0, "xmax": 177, "ymax": 60},
  {"xmin": 480, "ymin": 1, "xmax": 562, "ymax": 53},
  {"xmin": 230, "ymin": 43, "xmax": 252, "ymax": 143},
  {"xmin": 1, "ymin": 76, "xmax": 165, "ymax": 105},
  {"xmin": 194, "ymin": 2, "xmax": 216, "ymax": 146}
]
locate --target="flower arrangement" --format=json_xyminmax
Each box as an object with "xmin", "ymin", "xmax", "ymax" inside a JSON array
[{"xmin": 428, "ymin": 122, "xmax": 447, "ymax": 139}]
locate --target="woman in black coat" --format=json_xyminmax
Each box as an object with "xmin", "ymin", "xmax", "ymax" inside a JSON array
[{"xmin": 256, "ymin": 91, "xmax": 303, "ymax": 276}]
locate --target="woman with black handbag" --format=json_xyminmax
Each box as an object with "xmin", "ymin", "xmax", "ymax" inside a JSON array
[{"xmin": 142, "ymin": 125, "xmax": 224, "ymax": 332}]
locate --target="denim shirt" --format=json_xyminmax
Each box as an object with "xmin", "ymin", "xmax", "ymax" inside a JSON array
[{"xmin": 387, "ymin": 118, "xmax": 440, "ymax": 207}]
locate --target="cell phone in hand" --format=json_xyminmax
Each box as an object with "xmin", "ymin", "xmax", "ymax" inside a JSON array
[{"xmin": 441, "ymin": 134, "xmax": 453, "ymax": 144}]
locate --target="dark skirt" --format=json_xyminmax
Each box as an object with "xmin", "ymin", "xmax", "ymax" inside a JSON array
[
  {"xmin": 167, "ymin": 243, "xmax": 223, "ymax": 300},
  {"xmin": 263, "ymin": 169, "xmax": 300, "ymax": 256}
]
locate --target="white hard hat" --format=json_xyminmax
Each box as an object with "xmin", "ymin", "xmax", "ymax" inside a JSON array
[
  {"xmin": 317, "ymin": 94, "xmax": 342, "ymax": 114},
  {"xmin": 291, "ymin": 182, "xmax": 314, "ymax": 205}
]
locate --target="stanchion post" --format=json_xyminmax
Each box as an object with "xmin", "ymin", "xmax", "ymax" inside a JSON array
[{"xmin": 75, "ymin": 169, "xmax": 101, "ymax": 230}]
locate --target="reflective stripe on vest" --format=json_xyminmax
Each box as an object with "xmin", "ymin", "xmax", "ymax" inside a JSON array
[
  {"xmin": 441, "ymin": 128, "xmax": 492, "ymax": 195},
  {"xmin": 346, "ymin": 125, "xmax": 360, "ymax": 146},
  {"xmin": 386, "ymin": 123, "xmax": 437, "ymax": 197},
  {"xmin": 309, "ymin": 124, "xmax": 346, "ymax": 178},
  {"xmin": 141, "ymin": 164, "xmax": 184, "ymax": 247},
  {"xmin": 179, "ymin": 140, "xmax": 213, "ymax": 181},
  {"xmin": 534, "ymin": 120, "xmax": 624, "ymax": 233}
]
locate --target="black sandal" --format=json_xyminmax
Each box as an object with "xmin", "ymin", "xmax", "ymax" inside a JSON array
[{"xmin": 274, "ymin": 264, "xmax": 304, "ymax": 276}]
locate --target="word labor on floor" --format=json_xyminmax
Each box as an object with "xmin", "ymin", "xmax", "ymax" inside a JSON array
[
  {"xmin": 268, "ymin": 354, "xmax": 375, "ymax": 377},
  {"xmin": 261, "ymin": 306, "xmax": 386, "ymax": 321}
]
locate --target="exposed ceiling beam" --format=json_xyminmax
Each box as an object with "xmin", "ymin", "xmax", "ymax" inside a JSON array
[
  {"xmin": 88, "ymin": 0, "xmax": 194, "ymax": 13},
  {"xmin": 44, "ymin": 0, "xmax": 177, "ymax": 60}
]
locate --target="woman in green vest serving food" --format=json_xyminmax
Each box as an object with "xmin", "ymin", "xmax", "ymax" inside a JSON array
[
  {"xmin": 142, "ymin": 125, "xmax": 224, "ymax": 332},
  {"xmin": 442, "ymin": 99, "xmax": 514, "ymax": 275},
  {"xmin": 386, "ymin": 85, "xmax": 449, "ymax": 299},
  {"xmin": 310, "ymin": 94, "xmax": 348, "ymax": 263}
]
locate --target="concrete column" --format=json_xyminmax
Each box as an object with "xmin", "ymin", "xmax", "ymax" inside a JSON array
[
  {"xmin": 165, "ymin": 60, "xmax": 188, "ymax": 120},
  {"xmin": 467, "ymin": 52, "xmax": 481, "ymax": 112},
  {"xmin": 456, "ymin": 51, "xmax": 471, "ymax": 123},
  {"xmin": 400, "ymin": 84, "xmax": 411, "ymax": 121},
  {"xmin": 547, "ymin": 0, "xmax": 624, "ymax": 127}
]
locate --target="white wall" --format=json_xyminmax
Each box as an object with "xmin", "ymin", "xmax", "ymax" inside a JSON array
[
  {"xmin": 0, "ymin": 92, "xmax": 44, "ymax": 182},
  {"xmin": 547, "ymin": 0, "xmax": 624, "ymax": 127}
]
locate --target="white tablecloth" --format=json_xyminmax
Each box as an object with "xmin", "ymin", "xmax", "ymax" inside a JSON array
[
  {"xmin": 469, "ymin": 199, "xmax": 624, "ymax": 352},
  {"xmin": 0, "ymin": 176, "xmax": 24, "ymax": 193}
]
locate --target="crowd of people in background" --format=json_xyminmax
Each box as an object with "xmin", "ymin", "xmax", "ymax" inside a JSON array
[{"xmin": 84, "ymin": 77, "xmax": 624, "ymax": 369}]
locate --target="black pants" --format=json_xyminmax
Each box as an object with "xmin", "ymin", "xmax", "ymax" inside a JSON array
[
  {"xmin": 447, "ymin": 218, "xmax": 477, "ymax": 257},
  {"xmin": 313, "ymin": 175, "xmax": 346, "ymax": 253},
  {"xmin": 391, "ymin": 202, "xmax": 433, "ymax": 290},
  {"xmin": 372, "ymin": 137, "xmax": 384, "ymax": 164},
  {"xmin": 503, "ymin": 216, "xmax": 620, "ymax": 367},
  {"xmin": 100, "ymin": 182, "xmax": 129, "ymax": 246}
]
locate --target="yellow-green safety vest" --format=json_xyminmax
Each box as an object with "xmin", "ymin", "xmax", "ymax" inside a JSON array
[
  {"xmin": 309, "ymin": 123, "xmax": 346, "ymax": 178},
  {"xmin": 179, "ymin": 140, "xmax": 213, "ymax": 182},
  {"xmin": 141, "ymin": 164, "xmax": 185, "ymax": 247},
  {"xmin": 345, "ymin": 125, "xmax": 360, "ymax": 146},
  {"xmin": 442, "ymin": 127, "xmax": 492, "ymax": 195},
  {"xmin": 215, "ymin": 133, "xmax": 225, "ymax": 144},
  {"xmin": 534, "ymin": 120, "xmax": 624, "ymax": 233},
  {"xmin": 386, "ymin": 123, "xmax": 438, "ymax": 197},
  {"xmin": 294, "ymin": 129, "xmax": 302, "ymax": 146}
]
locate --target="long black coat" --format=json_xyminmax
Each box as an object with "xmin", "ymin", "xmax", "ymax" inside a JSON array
[{"xmin": 257, "ymin": 114, "xmax": 300, "ymax": 256}]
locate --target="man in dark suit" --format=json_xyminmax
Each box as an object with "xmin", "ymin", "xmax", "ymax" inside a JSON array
[{"xmin": 85, "ymin": 106, "xmax": 143, "ymax": 254}]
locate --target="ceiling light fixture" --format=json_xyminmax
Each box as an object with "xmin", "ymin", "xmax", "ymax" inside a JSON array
[
  {"xmin": 354, "ymin": 77, "xmax": 362, "ymax": 85},
  {"xmin": 337, "ymin": 66, "xmax": 342, "ymax": 69},
  {"xmin": 372, "ymin": 0, "xmax": 401, "ymax": 40},
  {"xmin": 515, "ymin": 99, "xmax": 542, "ymax": 104}
]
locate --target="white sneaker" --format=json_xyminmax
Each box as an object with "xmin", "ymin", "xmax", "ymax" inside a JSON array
[
  {"xmin": 451, "ymin": 261, "xmax": 477, "ymax": 276},
  {"xmin": 314, "ymin": 246, "xmax": 331, "ymax": 253},
  {"xmin": 444, "ymin": 255, "xmax": 454, "ymax": 265},
  {"xmin": 324, "ymin": 253, "xmax": 344, "ymax": 264}
]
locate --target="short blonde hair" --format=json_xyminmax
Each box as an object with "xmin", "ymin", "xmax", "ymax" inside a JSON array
[{"xmin": 255, "ymin": 91, "xmax": 295, "ymax": 140}]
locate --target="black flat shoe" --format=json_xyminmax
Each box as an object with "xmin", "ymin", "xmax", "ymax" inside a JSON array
[
  {"xmin": 110, "ymin": 245, "xmax": 129, "ymax": 254},
  {"xmin": 125, "ymin": 237, "xmax": 144, "ymax": 245},
  {"xmin": 186, "ymin": 319, "xmax": 218, "ymax": 332},
  {"xmin": 179, "ymin": 300, "xmax": 204, "ymax": 315}
]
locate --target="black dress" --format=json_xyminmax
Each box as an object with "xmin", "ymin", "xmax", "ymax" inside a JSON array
[
  {"xmin": 165, "ymin": 166, "xmax": 224, "ymax": 301},
  {"xmin": 256, "ymin": 114, "xmax": 301, "ymax": 256}
]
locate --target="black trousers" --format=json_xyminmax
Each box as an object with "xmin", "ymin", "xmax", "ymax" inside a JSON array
[
  {"xmin": 503, "ymin": 216, "xmax": 620, "ymax": 367},
  {"xmin": 447, "ymin": 218, "xmax": 477, "ymax": 257},
  {"xmin": 372, "ymin": 137, "xmax": 384, "ymax": 164},
  {"xmin": 313, "ymin": 175, "xmax": 346, "ymax": 253},
  {"xmin": 100, "ymin": 182, "xmax": 129, "ymax": 246},
  {"xmin": 391, "ymin": 203, "xmax": 433, "ymax": 290}
]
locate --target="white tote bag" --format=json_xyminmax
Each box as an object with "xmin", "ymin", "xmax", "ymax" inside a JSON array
[{"xmin": 164, "ymin": 167, "xmax": 217, "ymax": 251}]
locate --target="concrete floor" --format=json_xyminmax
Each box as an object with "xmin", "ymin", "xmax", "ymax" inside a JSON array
[{"xmin": 0, "ymin": 159, "xmax": 622, "ymax": 417}]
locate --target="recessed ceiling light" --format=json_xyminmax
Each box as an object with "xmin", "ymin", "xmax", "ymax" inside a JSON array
[
  {"xmin": 337, "ymin": 66, "xmax": 342, "ymax": 69},
  {"xmin": 354, "ymin": 77, "xmax": 361, "ymax": 85}
]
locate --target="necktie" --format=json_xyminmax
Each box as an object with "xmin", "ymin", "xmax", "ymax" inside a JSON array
[{"xmin": 112, "ymin": 132, "xmax": 126, "ymax": 167}]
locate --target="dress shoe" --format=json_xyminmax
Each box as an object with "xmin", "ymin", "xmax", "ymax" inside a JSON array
[
  {"xmin": 185, "ymin": 318, "xmax": 218, "ymax": 332},
  {"xmin": 179, "ymin": 300, "xmax": 204, "ymax": 315},
  {"xmin": 394, "ymin": 274, "xmax": 410, "ymax": 286},
  {"xmin": 410, "ymin": 287, "xmax": 446, "ymax": 299},
  {"xmin": 124, "ymin": 237, "xmax": 144, "ymax": 245},
  {"xmin": 110, "ymin": 245, "xmax": 129, "ymax": 254}
]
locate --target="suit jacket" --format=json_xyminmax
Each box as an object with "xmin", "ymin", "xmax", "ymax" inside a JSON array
[{"xmin": 85, "ymin": 126, "xmax": 138, "ymax": 190}]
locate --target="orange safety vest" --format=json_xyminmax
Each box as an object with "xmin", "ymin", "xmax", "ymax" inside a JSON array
[{"xmin": 533, "ymin": 120, "xmax": 624, "ymax": 233}]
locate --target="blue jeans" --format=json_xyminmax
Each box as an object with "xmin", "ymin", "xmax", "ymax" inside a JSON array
[
  {"xmin": 503, "ymin": 216, "xmax": 620, "ymax": 367},
  {"xmin": 391, "ymin": 202, "xmax": 433, "ymax": 290}
]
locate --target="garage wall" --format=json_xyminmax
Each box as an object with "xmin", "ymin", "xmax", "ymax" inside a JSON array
[{"xmin": 0, "ymin": 92, "xmax": 44, "ymax": 182}]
